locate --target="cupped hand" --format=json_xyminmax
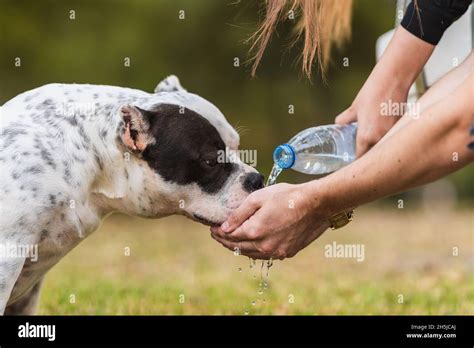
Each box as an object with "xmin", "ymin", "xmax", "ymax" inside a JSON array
[{"xmin": 210, "ymin": 183, "xmax": 330, "ymax": 260}]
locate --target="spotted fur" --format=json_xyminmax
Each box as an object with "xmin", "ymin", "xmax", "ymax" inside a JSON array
[{"xmin": 0, "ymin": 76, "xmax": 262, "ymax": 314}]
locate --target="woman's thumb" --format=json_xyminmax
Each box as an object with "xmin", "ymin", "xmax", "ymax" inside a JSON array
[{"xmin": 335, "ymin": 107, "xmax": 357, "ymax": 124}]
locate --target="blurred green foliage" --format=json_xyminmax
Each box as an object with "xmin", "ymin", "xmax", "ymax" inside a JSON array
[{"xmin": 1, "ymin": 0, "xmax": 472, "ymax": 201}]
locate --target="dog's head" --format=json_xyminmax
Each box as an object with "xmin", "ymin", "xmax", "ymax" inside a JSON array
[{"xmin": 111, "ymin": 76, "xmax": 263, "ymax": 226}]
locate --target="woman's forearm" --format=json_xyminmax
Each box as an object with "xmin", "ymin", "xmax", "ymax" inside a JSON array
[
  {"xmin": 383, "ymin": 52, "xmax": 473, "ymax": 140},
  {"xmin": 307, "ymin": 73, "xmax": 474, "ymax": 215},
  {"xmin": 334, "ymin": 26, "xmax": 435, "ymax": 156},
  {"xmin": 374, "ymin": 26, "xmax": 434, "ymax": 90}
]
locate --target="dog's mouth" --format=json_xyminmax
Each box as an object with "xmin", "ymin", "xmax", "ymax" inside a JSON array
[{"xmin": 192, "ymin": 214, "xmax": 221, "ymax": 227}]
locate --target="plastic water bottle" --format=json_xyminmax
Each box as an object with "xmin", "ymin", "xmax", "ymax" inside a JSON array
[{"xmin": 267, "ymin": 123, "xmax": 357, "ymax": 185}]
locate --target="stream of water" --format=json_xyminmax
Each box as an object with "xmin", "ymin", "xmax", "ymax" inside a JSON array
[
  {"xmin": 242, "ymin": 165, "xmax": 282, "ymax": 314},
  {"xmin": 266, "ymin": 164, "xmax": 283, "ymax": 186}
]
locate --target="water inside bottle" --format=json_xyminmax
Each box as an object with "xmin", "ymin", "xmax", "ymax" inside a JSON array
[
  {"xmin": 292, "ymin": 153, "xmax": 354, "ymax": 175},
  {"xmin": 269, "ymin": 153, "xmax": 353, "ymax": 181}
]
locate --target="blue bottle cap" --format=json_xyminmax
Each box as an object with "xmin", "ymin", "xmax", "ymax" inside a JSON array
[{"xmin": 273, "ymin": 144, "xmax": 296, "ymax": 169}]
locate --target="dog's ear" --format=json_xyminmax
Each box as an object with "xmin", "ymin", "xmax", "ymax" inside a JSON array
[
  {"xmin": 154, "ymin": 75, "xmax": 186, "ymax": 93},
  {"xmin": 119, "ymin": 105, "xmax": 156, "ymax": 153}
]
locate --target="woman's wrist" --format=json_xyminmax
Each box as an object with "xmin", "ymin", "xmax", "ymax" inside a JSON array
[
  {"xmin": 371, "ymin": 59, "xmax": 413, "ymax": 94},
  {"xmin": 299, "ymin": 181, "xmax": 340, "ymax": 220},
  {"xmin": 301, "ymin": 169, "xmax": 365, "ymax": 221}
]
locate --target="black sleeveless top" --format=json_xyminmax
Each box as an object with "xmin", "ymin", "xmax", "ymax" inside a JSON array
[{"xmin": 401, "ymin": 0, "xmax": 472, "ymax": 44}]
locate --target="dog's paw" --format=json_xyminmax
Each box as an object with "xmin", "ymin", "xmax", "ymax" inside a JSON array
[{"xmin": 154, "ymin": 75, "xmax": 186, "ymax": 93}]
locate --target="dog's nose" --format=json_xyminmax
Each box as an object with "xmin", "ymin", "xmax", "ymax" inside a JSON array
[{"xmin": 242, "ymin": 172, "xmax": 264, "ymax": 193}]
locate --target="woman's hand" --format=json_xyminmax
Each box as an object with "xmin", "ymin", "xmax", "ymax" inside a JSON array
[
  {"xmin": 335, "ymin": 26, "xmax": 434, "ymax": 157},
  {"xmin": 210, "ymin": 183, "xmax": 331, "ymax": 260},
  {"xmin": 335, "ymin": 65, "xmax": 409, "ymax": 157}
]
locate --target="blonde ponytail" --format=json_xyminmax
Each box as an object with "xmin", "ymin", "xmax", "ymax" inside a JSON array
[{"xmin": 249, "ymin": 0, "xmax": 354, "ymax": 78}]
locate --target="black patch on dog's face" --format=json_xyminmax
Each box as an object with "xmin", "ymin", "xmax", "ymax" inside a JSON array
[{"xmin": 141, "ymin": 104, "xmax": 236, "ymax": 194}]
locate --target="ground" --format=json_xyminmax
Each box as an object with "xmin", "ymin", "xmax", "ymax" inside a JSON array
[{"xmin": 39, "ymin": 207, "xmax": 473, "ymax": 315}]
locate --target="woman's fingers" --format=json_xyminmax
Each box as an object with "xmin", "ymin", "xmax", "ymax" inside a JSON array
[
  {"xmin": 242, "ymin": 252, "xmax": 273, "ymax": 260},
  {"xmin": 220, "ymin": 193, "xmax": 261, "ymax": 233},
  {"xmin": 226, "ymin": 218, "xmax": 260, "ymax": 241},
  {"xmin": 211, "ymin": 216, "xmax": 262, "ymax": 242},
  {"xmin": 335, "ymin": 105, "xmax": 376, "ymax": 156},
  {"xmin": 356, "ymin": 118, "xmax": 399, "ymax": 157},
  {"xmin": 356, "ymin": 131, "xmax": 374, "ymax": 157},
  {"xmin": 210, "ymin": 233, "xmax": 257, "ymax": 253},
  {"xmin": 210, "ymin": 233, "xmax": 272, "ymax": 260},
  {"xmin": 335, "ymin": 106, "xmax": 357, "ymax": 124},
  {"xmin": 336, "ymin": 106, "xmax": 376, "ymax": 157}
]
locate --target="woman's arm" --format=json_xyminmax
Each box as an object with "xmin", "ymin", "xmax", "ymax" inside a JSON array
[
  {"xmin": 335, "ymin": 26, "xmax": 434, "ymax": 157},
  {"xmin": 335, "ymin": 0, "xmax": 472, "ymax": 157},
  {"xmin": 382, "ymin": 52, "xmax": 473, "ymax": 140},
  {"xmin": 309, "ymin": 72, "xmax": 474, "ymax": 217},
  {"xmin": 211, "ymin": 71, "xmax": 473, "ymax": 260}
]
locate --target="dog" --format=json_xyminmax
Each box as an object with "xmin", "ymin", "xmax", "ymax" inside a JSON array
[{"xmin": 0, "ymin": 76, "xmax": 264, "ymax": 314}]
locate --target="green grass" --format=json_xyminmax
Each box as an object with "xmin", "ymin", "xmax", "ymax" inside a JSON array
[{"xmin": 38, "ymin": 208, "xmax": 474, "ymax": 315}]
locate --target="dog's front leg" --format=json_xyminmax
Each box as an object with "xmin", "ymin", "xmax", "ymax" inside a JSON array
[
  {"xmin": 4, "ymin": 277, "xmax": 44, "ymax": 315},
  {"xmin": 0, "ymin": 257, "xmax": 27, "ymax": 315}
]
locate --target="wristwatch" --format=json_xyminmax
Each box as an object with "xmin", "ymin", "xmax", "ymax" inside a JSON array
[{"xmin": 329, "ymin": 210, "xmax": 354, "ymax": 229}]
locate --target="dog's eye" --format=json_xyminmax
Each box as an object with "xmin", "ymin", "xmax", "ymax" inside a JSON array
[{"xmin": 203, "ymin": 157, "xmax": 217, "ymax": 167}]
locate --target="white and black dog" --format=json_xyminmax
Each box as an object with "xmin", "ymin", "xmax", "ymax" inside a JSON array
[{"xmin": 0, "ymin": 76, "xmax": 264, "ymax": 315}]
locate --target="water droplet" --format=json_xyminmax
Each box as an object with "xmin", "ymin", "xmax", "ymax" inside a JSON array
[
  {"xmin": 267, "ymin": 258, "xmax": 273, "ymax": 268},
  {"xmin": 244, "ymin": 311, "xmax": 249, "ymax": 315},
  {"xmin": 265, "ymin": 258, "xmax": 273, "ymax": 277},
  {"xmin": 251, "ymin": 301, "xmax": 256, "ymax": 306},
  {"xmin": 237, "ymin": 267, "xmax": 242, "ymax": 272},
  {"xmin": 257, "ymin": 289, "xmax": 263, "ymax": 295}
]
